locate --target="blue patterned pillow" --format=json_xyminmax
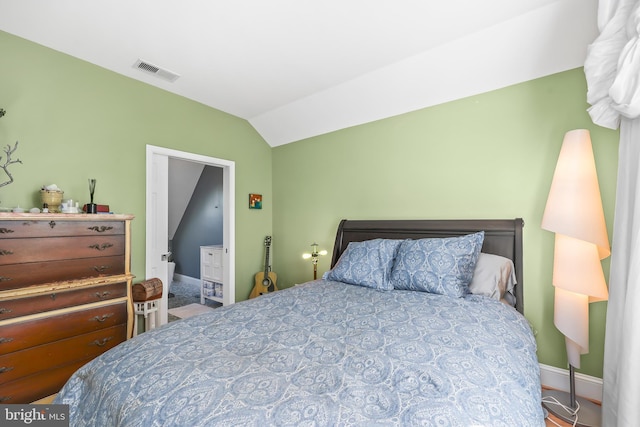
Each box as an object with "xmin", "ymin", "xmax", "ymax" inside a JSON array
[
  {"xmin": 390, "ymin": 232, "xmax": 484, "ymax": 297},
  {"xmin": 323, "ymin": 239, "xmax": 404, "ymax": 291}
]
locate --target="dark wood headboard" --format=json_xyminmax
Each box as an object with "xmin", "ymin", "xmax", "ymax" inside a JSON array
[{"xmin": 330, "ymin": 218, "xmax": 525, "ymax": 313}]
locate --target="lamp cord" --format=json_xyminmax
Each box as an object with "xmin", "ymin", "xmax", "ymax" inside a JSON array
[{"xmin": 542, "ymin": 395, "xmax": 580, "ymax": 427}]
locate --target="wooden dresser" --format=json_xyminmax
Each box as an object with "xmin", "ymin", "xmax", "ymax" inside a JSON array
[{"xmin": 0, "ymin": 213, "xmax": 134, "ymax": 403}]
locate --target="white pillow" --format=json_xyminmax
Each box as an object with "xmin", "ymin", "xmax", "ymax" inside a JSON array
[{"xmin": 468, "ymin": 253, "xmax": 517, "ymax": 303}]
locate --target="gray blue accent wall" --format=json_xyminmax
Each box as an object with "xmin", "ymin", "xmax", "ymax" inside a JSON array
[{"xmin": 172, "ymin": 165, "xmax": 224, "ymax": 278}]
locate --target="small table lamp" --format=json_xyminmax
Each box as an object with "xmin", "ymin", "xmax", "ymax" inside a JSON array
[
  {"xmin": 302, "ymin": 243, "xmax": 327, "ymax": 280},
  {"xmin": 541, "ymin": 129, "xmax": 610, "ymax": 427}
]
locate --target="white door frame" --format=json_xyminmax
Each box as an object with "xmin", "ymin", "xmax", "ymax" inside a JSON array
[{"xmin": 145, "ymin": 145, "xmax": 235, "ymax": 325}]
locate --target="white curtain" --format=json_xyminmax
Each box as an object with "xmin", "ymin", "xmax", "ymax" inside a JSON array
[{"xmin": 584, "ymin": 1, "xmax": 640, "ymax": 426}]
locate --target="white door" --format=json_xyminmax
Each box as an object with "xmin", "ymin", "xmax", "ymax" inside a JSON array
[
  {"xmin": 146, "ymin": 145, "xmax": 235, "ymax": 326},
  {"xmin": 146, "ymin": 149, "xmax": 170, "ymax": 324}
]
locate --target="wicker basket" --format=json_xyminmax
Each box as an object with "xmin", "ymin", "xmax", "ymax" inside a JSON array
[{"xmin": 40, "ymin": 190, "xmax": 64, "ymax": 212}]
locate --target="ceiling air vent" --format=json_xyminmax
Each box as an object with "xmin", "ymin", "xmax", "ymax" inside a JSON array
[{"xmin": 133, "ymin": 59, "xmax": 180, "ymax": 83}]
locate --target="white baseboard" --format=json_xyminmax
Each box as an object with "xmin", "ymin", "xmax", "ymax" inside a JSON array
[
  {"xmin": 173, "ymin": 274, "xmax": 200, "ymax": 288},
  {"xmin": 539, "ymin": 363, "xmax": 603, "ymax": 402}
]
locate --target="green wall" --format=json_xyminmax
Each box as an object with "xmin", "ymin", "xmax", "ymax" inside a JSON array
[
  {"xmin": 272, "ymin": 68, "xmax": 619, "ymax": 378},
  {"xmin": 0, "ymin": 31, "xmax": 273, "ymax": 301},
  {"xmin": 0, "ymin": 30, "xmax": 620, "ymax": 379}
]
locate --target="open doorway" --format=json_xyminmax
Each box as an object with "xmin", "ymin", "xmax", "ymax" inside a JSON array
[
  {"xmin": 167, "ymin": 160, "xmax": 223, "ymax": 320},
  {"xmin": 145, "ymin": 145, "xmax": 235, "ymax": 326}
]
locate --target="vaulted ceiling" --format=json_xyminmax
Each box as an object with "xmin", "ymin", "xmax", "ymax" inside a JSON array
[{"xmin": 0, "ymin": 0, "xmax": 598, "ymax": 146}]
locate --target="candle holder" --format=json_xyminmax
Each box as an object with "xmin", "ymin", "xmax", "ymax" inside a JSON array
[{"xmin": 87, "ymin": 179, "xmax": 97, "ymax": 214}]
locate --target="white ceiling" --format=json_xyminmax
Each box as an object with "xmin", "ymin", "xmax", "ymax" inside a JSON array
[{"xmin": 0, "ymin": 0, "xmax": 598, "ymax": 146}]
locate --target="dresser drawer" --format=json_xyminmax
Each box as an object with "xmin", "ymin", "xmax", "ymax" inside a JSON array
[
  {"xmin": 0, "ymin": 213, "xmax": 133, "ymax": 404},
  {"xmin": 0, "ymin": 359, "xmax": 88, "ymax": 404},
  {"xmin": 0, "ymin": 324, "xmax": 126, "ymax": 385},
  {"xmin": 0, "ymin": 220, "xmax": 124, "ymax": 238},
  {"xmin": 0, "ymin": 257, "xmax": 126, "ymax": 291},
  {"xmin": 0, "ymin": 282, "xmax": 127, "ymax": 321},
  {"xmin": 0, "ymin": 235, "xmax": 125, "ymax": 266},
  {"xmin": 0, "ymin": 302, "xmax": 127, "ymax": 354}
]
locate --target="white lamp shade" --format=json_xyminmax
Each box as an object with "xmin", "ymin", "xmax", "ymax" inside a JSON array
[
  {"xmin": 554, "ymin": 286, "xmax": 590, "ymax": 368},
  {"xmin": 542, "ymin": 129, "xmax": 610, "ymax": 259},
  {"xmin": 552, "ymin": 234, "xmax": 609, "ymax": 302},
  {"xmin": 542, "ymin": 129, "xmax": 610, "ymax": 369}
]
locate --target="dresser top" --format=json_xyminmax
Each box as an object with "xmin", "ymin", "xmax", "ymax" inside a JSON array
[{"xmin": 0, "ymin": 213, "xmax": 134, "ymax": 221}]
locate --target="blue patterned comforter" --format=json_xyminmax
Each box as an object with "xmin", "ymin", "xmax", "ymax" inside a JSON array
[{"xmin": 55, "ymin": 280, "xmax": 544, "ymax": 426}]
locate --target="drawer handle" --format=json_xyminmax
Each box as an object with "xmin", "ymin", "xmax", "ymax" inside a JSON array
[
  {"xmin": 49, "ymin": 221, "xmax": 56, "ymax": 228},
  {"xmin": 89, "ymin": 243, "xmax": 114, "ymax": 251},
  {"xmin": 0, "ymin": 366, "xmax": 14, "ymax": 374},
  {"xmin": 0, "ymin": 337, "xmax": 14, "ymax": 344},
  {"xmin": 91, "ymin": 337, "xmax": 113, "ymax": 347},
  {"xmin": 95, "ymin": 291, "xmax": 111, "ymax": 299},
  {"xmin": 0, "ymin": 249, "xmax": 14, "ymax": 256},
  {"xmin": 0, "ymin": 307, "xmax": 13, "ymax": 314},
  {"xmin": 0, "ymin": 277, "xmax": 12, "ymax": 282},
  {"xmin": 0, "ymin": 228, "xmax": 14, "ymax": 234},
  {"xmin": 88, "ymin": 226, "xmax": 114, "ymax": 233},
  {"xmin": 93, "ymin": 313, "xmax": 114, "ymax": 323},
  {"xmin": 94, "ymin": 265, "xmax": 110, "ymax": 273}
]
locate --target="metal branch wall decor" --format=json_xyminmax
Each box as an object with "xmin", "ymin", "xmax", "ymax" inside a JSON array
[{"xmin": 0, "ymin": 108, "xmax": 23, "ymax": 188}]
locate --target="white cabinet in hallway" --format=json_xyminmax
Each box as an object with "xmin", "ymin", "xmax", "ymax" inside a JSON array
[{"xmin": 200, "ymin": 245, "xmax": 224, "ymax": 305}]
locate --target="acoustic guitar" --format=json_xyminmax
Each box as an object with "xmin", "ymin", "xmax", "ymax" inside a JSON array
[{"xmin": 249, "ymin": 236, "xmax": 278, "ymax": 299}]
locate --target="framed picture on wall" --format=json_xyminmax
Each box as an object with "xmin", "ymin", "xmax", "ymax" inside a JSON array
[{"xmin": 249, "ymin": 193, "xmax": 262, "ymax": 209}]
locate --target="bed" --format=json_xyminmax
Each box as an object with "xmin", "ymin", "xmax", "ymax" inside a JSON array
[{"xmin": 55, "ymin": 218, "xmax": 544, "ymax": 426}]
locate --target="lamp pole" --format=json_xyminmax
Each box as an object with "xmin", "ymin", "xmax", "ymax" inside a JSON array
[{"xmin": 303, "ymin": 243, "xmax": 327, "ymax": 280}]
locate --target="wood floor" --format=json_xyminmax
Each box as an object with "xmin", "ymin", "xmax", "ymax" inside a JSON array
[
  {"xmin": 546, "ymin": 412, "xmax": 574, "ymax": 427},
  {"xmin": 32, "ymin": 394, "xmax": 56, "ymax": 404}
]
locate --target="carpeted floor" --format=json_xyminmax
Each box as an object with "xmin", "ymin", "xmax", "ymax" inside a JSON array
[{"xmin": 168, "ymin": 280, "xmax": 221, "ymax": 322}]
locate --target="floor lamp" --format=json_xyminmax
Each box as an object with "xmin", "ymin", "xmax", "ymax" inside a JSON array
[
  {"xmin": 302, "ymin": 243, "xmax": 327, "ymax": 280},
  {"xmin": 541, "ymin": 129, "xmax": 610, "ymax": 427}
]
